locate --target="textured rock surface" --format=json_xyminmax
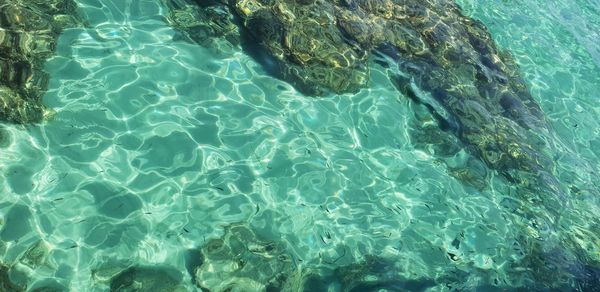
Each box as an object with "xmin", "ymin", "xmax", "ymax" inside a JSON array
[
  {"xmin": 0, "ymin": 264, "xmax": 23, "ymax": 292},
  {"xmin": 167, "ymin": 0, "xmax": 600, "ymax": 288},
  {"xmin": 193, "ymin": 224, "xmax": 444, "ymax": 291},
  {"xmin": 0, "ymin": 0, "xmax": 78, "ymax": 124},
  {"xmin": 194, "ymin": 224, "xmax": 294, "ymax": 291},
  {"xmin": 167, "ymin": 0, "xmax": 556, "ymax": 190},
  {"xmin": 109, "ymin": 266, "xmax": 187, "ymax": 292}
]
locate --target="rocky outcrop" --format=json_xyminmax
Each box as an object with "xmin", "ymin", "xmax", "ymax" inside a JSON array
[
  {"xmin": 167, "ymin": 0, "xmax": 558, "ymax": 193},
  {"xmin": 0, "ymin": 0, "xmax": 79, "ymax": 124},
  {"xmin": 0, "ymin": 264, "xmax": 23, "ymax": 292},
  {"xmin": 192, "ymin": 224, "xmax": 294, "ymax": 291},
  {"xmin": 109, "ymin": 266, "xmax": 187, "ymax": 292},
  {"xmin": 166, "ymin": 0, "xmax": 600, "ymax": 288}
]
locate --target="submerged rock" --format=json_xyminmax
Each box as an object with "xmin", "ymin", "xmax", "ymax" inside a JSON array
[
  {"xmin": 333, "ymin": 255, "xmax": 436, "ymax": 291},
  {"xmin": 192, "ymin": 224, "xmax": 505, "ymax": 291},
  {"xmin": 167, "ymin": 0, "xmax": 556, "ymax": 187},
  {"xmin": 168, "ymin": 0, "xmax": 370, "ymax": 95},
  {"xmin": 194, "ymin": 224, "xmax": 294, "ymax": 291},
  {"xmin": 0, "ymin": 264, "xmax": 24, "ymax": 292},
  {"xmin": 0, "ymin": 0, "xmax": 79, "ymax": 124},
  {"xmin": 109, "ymin": 266, "xmax": 187, "ymax": 292},
  {"xmin": 193, "ymin": 224, "xmax": 438, "ymax": 291},
  {"xmin": 19, "ymin": 240, "xmax": 50, "ymax": 270},
  {"xmin": 167, "ymin": 2, "xmax": 239, "ymax": 46},
  {"xmin": 0, "ymin": 125, "xmax": 10, "ymax": 147},
  {"xmin": 167, "ymin": 0, "xmax": 600, "ymax": 286},
  {"xmin": 236, "ymin": 0, "xmax": 370, "ymax": 95}
]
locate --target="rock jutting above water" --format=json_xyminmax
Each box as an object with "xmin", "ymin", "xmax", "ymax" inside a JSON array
[{"xmin": 0, "ymin": 0, "xmax": 79, "ymax": 124}]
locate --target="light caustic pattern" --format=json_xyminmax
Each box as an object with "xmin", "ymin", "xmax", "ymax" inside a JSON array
[{"xmin": 0, "ymin": 0, "xmax": 599, "ymax": 290}]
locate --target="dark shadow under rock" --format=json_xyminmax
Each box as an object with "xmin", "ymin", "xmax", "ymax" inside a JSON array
[{"xmin": 0, "ymin": 264, "xmax": 24, "ymax": 292}]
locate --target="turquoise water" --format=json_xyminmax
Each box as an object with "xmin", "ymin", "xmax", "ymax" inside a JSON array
[{"xmin": 1, "ymin": 0, "xmax": 599, "ymax": 290}]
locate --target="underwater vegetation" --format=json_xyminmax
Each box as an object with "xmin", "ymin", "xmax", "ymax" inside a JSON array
[
  {"xmin": 165, "ymin": 0, "xmax": 600, "ymax": 289},
  {"xmin": 0, "ymin": 0, "xmax": 79, "ymax": 124}
]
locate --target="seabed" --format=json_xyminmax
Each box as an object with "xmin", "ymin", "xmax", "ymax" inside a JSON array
[{"xmin": 1, "ymin": 0, "xmax": 600, "ymax": 291}]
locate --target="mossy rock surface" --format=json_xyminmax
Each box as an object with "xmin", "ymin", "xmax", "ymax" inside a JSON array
[
  {"xmin": 109, "ymin": 266, "xmax": 187, "ymax": 292},
  {"xmin": 173, "ymin": 0, "xmax": 556, "ymax": 189},
  {"xmin": 194, "ymin": 224, "xmax": 294, "ymax": 291},
  {"xmin": 164, "ymin": 0, "xmax": 600, "ymax": 278},
  {"xmin": 0, "ymin": 0, "xmax": 79, "ymax": 124},
  {"xmin": 0, "ymin": 264, "xmax": 23, "ymax": 292}
]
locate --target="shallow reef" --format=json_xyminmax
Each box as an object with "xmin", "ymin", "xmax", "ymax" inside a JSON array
[
  {"xmin": 0, "ymin": 0, "xmax": 79, "ymax": 124},
  {"xmin": 183, "ymin": 222, "xmax": 571, "ymax": 291},
  {"xmin": 0, "ymin": 240, "xmax": 68, "ymax": 292},
  {"xmin": 167, "ymin": 0, "xmax": 566, "ymax": 193},
  {"xmin": 0, "ymin": 125, "xmax": 10, "ymax": 147},
  {"xmin": 108, "ymin": 266, "xmax": 187, "ymax": 292},
  {"xmin": 164, "ymin": 0, "xmax": 558, "ymax": 187},
  {"xmin": 166, "ymin": 0, "xmax": 600, "ymax": 289},
  {"xmin": 1, "ymin": 263, "xmax": 23, "ymax": 292},
  {"xmin": 192, "ymin": 223, "xmax": 295, "ymax": 291}
]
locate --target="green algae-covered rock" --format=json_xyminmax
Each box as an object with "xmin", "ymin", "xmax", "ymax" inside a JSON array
[
  {"xmin": 166, "ymin": 0, "xmax": 600, "ymax": 286},
  {"xmin": 194, "ymin": 224, "xmax": 295, "ymax": 291},
  {"xmin": 0, "ymin": 264, "xmax": 23, "ymax": 292},
  {"xmin": 334, "ymin": 255, "xmax": 436, "ymax": 291},
  {"xmin": 0, "ymin": 86, "xmax": 46, "ymax": 124},
  {"xmin": 169, "ymin": 0, "xmax": 561, "ymax": 200},
  {"xmin": 109, "ymin": 266, "xmax": 187, "ymax": 292},
  {"xmin": 0, "ymin": 0, "xmax": 78, "ymax": 124},
  {"xmin": 170, "ymin": 0, "xmax": 370, "ymax": 95},
  {"xmin": 239, "ymin": 0, "xmax": 370, "ymax": 95},
  {"xmin": 19, "ymin": 240, "xmax": 50, "ymax": 270},
  {"xmin": 167, "ymin": 2, "xmax": 239, "ymax": 47}
]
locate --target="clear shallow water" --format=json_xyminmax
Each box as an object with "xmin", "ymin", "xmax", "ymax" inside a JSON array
[{"xmin": 0, "ymin": 0, "xmax": 599, "ymax": 290}]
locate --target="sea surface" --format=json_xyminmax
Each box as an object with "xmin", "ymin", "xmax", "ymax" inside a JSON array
[{"xmin": 1, "ymin": 0, "xmax": 599, "ymax": 290}]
